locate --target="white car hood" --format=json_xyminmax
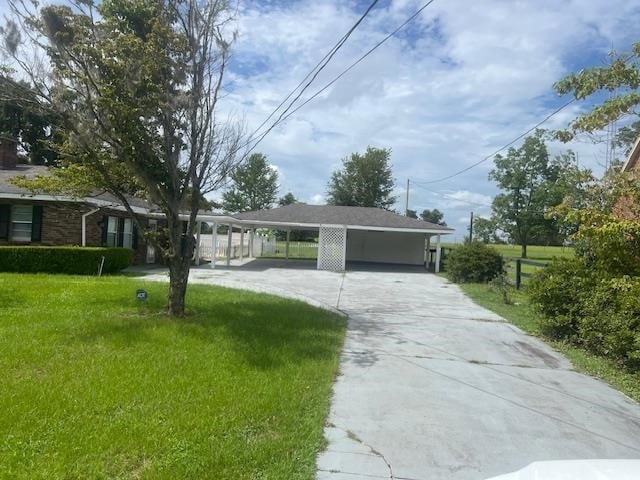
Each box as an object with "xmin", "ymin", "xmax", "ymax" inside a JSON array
[{"xmin": 486, "ymin": 459, "xmax": 640, "ymax": 480}]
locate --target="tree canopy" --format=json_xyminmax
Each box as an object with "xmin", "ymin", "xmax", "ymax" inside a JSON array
[
  {"xmin": 489, "ymin": 130, "xmax": 590, "ymax": 257},
  {"xmin": 554, "ymin": 42, "xmax": 640, "ymax": 142},
  {"xmin": 0, "ymin": 74, "xmax": 60, "ymax": 165},
  {"xmin": 222, "ymin": 153, "xmax": 278, "ymax": 213},
  {"xmin": 1, "ymin": 0, "xmax": 242, "ymax": 315},
  {"xmin": 278, "ymin": 192, "xmax": 298, "ymax": 207},
  {"xmin": 420, "ymin": 209, "xmax": 446, "ymax": 226},
  {"xmin": 327, "ymin": 147, "xmax": 395, "ymax": 209}
]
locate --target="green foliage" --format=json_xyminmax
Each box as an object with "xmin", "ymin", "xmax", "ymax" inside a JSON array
[
  {"xmin": 420, "ymin": 208, "xmax": 446, "ymax": 225},
  {"xmin": 0, "ymin": 75, "xmax": 61, "ymax": 165},
  {"xmin": 406, "ymin": 208, "xmax": 418, "ymax": 218},
  {"xmin": 554, "ymin": 46, "xmax": 640, "ymax": 140},
  {"xmin": 327, "ymin": 146, "xmax": 395, "ymax": 209},
  {"xmin": 488, "ymin": 271, "xmax": 513, "ymax": 305},
  {"xmin": 528, "ymin": 258, "xmax": 596, "ymax": 339},
  {"xmin": 278, "ymin": 192, "xmax": 297, "ymax": 207},
  {"xmin": 222, "ymin": 153, "xmax": 278, "ymax": 213},
  {"xmin": 580, "ymin": 277, "xmax": 640, "ymax": 368},
  {"xmin": 446, "ymin": 242, "xmax": 504, "ymax": 284},
  {"xmin": 473, "ymin": 217, "xmax": 499, "ymax": 243},
  {"xmin": 490, "ymin": 131, "xmax": 590, "ymax": 256},
  {"xmin": 0, "ymin": 246, "xmax": 132, "ymax": 274}
]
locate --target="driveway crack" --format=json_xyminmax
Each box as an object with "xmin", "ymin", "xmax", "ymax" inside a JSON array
[{"xmin": 332, "ymin": 424, "xmax": 395, "ymax": 479}]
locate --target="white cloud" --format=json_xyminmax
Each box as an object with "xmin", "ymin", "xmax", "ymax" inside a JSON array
[{"xmin": 221, "ymin": 0, "xmax": 638, "ymax": 233}]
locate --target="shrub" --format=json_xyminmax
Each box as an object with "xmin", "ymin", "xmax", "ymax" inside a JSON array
[
  {"xmin": 0, "ymin": 246, "xmax": 133, "ymax": 275},
  {"xmin": 527, "ymin": 258, "xmax": 597, "ymax": 339},
  {"xmin": 579, "ymin": 277, "xmax": 640, "ymax": 369},
  {"xmin": 446, "ymin": 242, "xmax": 504, "ymax": 283}
]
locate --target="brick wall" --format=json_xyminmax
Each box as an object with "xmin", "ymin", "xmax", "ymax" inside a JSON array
[{"xmin": 0, "ymin": 199, "xmax": 151, "ymax": 264}]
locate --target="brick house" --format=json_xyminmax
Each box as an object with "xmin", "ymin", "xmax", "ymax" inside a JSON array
[
  {"xmin": 614, "ymin": 136, "xmax": 640, "ymax": 220},
  {"xmin": 0, "ymin": 139, "xmax": 158, "ymax": 264}
]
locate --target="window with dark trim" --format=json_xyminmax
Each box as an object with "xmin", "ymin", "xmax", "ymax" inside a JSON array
[
  {"xmin": 103, "ymin": 215, "xmax": 137, "ymax": 249},
  {"xmin": 0, "ymin": 204, "xmax": 42, "ymax": 242}
]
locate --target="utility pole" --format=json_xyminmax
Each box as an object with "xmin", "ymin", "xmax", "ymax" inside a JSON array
[
  {"xmin": 405, "ymin": 178, "xmax": 410, "ymax": 216},
  {"xmin": 469, "ymin": 211, "xmax": 474, "ymax": 242}
]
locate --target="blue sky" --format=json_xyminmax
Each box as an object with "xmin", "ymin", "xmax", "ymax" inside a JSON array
[
  {"xmin": 1, "ymin": 0, "xmax": 638, "ymax": 237},
  {"xmin": 219, "ymin": 0, "xmax": 640, "ymax": 238}
]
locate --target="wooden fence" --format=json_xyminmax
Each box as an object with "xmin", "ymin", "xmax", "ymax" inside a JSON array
[{"xmin": 512, "ymin": 258, "xmax": 547, "ymax": 289}]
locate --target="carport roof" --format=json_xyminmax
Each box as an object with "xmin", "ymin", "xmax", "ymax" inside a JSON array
[{"xmin": 231, "ymin": 204, "xmax": 454, "ymax": 233}]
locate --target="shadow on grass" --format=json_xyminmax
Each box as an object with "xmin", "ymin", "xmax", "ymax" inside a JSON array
[{"xmin": 74, "ymin": 290, "xmax": 346, "ymax": 370}]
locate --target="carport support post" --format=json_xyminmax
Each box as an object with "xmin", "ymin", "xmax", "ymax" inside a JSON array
[
  {"xmin": 285, "ymin": 229, "xmax": 290, "ymax": 260},
  {"xmin": 435, "ymin": 234, "xmax": 442, "ymax": 273},
  {"xmin": 195, "ymin": 221, "xmax": 202, "ymax": 266},
  {"xmin": 425, "ymin": 234, "xmax": 431, "ymax": 270},
  {"xmin": 249, "ymin": 229, "xmax": 254, "ymax": 258},
  {"xmin": 226, "ymin": 224, "xmax": 232, "ymax": 266},
  {"xmin": 211, "ymin": 223, "xmax": 217, "ymax": 269},
  {"xmin": 239, "ymin": 227, "xmax": 244, "ymax": 262}
]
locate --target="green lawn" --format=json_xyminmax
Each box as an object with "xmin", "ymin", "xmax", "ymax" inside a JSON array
[
  {"xmin": 458, "ymin": 282, "xmax": 640, "ymax": 403},
  {"xmin": 0, "ymin": 274, "xmax": 346, "ymax": 479}
]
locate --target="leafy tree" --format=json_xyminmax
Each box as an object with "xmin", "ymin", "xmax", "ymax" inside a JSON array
[
  {"xmin": 473, "ymin": 217, "xmax": 499, "ymax": 243},
  {"xmin": 222, "ymin": 153, "xmax": 278, "ymax": 213},
  {"xmin": 489, "ymin": 131, "xmax": 589, "ymax": 257},
  {"xmin": 554, "ymin": 43, "xmax": 640, "ymax": 141},
  {"xmin": 0, "ymin": 75, "xmax": 61, "ymax": 165},
  {"xmin": 2, "ymin": 0, "xmax": 241, "ymax": 316},
  {"xmin": 406, "ymin": 209, "xmax": 418, "ymax": 218},
  {"xmin": 420, "ymin": 208, "xmax": 446, "ymax": 226},
  {"xmin": 327, "ymin": 147, "xmax": 395, "ymax": 209},
  {"xmin": 278, "ymin": 192, "xmax": 298, "ymax": 207}
]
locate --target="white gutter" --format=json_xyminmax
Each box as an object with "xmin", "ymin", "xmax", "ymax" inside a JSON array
[{"xmin": 81, "ymin": 208, "xmax": 100, "ymax": 246}]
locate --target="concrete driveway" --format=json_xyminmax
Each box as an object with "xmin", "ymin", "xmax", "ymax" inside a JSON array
[{"xmin": 140, "ymin": 259, "xmax": 640, "ymax": 480}]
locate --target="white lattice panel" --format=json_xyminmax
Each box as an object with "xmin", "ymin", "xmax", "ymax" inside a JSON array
[{"xmin": 317, "ymin": 226, "xmax": 347, "ymax": 271}]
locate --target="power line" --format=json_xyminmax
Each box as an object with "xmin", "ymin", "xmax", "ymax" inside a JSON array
[
  {"xmin": 246, "ymin": 0, "xmax": 439, "ymax": 154},
  {"xmin": 413, "ymin": 97, "xmax": 577, "ymax": 185},
  {"xmin": 243, "ymin": 0, "xmax": 381, "ymax": 150}
]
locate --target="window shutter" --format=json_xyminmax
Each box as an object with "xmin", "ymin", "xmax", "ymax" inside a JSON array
[
  {"xmin": 31, "ymin": 205, "xmax": 43, "ymax": 242},
  {"xmin": 0, "ymin": 205, "xmax": 9, "ymax": 239},
  {"xmin": 132, "ymin": 222, "xmax": 139, "ymax": 250},
  {"xmin": 117, "ymin": 217, "xmax": 125, "ymax": 247},
  {"xmin": 101, "ymin": 215, "xmax": 108, "ymax": 245}
]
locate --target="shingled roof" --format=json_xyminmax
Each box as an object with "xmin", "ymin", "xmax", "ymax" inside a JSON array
[
  {"xmin": 232, "ymin": 204, "xmax": 453, "ymax": 232},
  {"xmin": 0, "ymin": 164, "xmax": 153, "ymax": 210}
]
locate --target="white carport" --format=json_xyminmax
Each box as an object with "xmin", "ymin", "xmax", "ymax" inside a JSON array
[{"xmin": 192, "ymin": 204, "xmax": 453, "ymax": 272}]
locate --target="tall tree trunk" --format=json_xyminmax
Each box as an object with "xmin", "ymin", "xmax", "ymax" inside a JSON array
[
  {"xmin": 521, "ymin": 242, "xmax": 527, "ymax": 259},
  {"xmin": 168, "ymin": 255, "xmax": 190, "ymax": 316}
]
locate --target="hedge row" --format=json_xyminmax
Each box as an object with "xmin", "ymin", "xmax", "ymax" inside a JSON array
[
  {"xmin": 529, "ymin": 258, "xmax": 640, "ymax": 370},
  {"xmin": 0, "ymin": 246, "xmax": 133, "ymax": 275}
]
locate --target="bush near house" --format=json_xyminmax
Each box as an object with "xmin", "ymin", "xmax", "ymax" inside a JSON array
[
  {"xmin": 0, "ymin": 246, "xmax": 132, "ymax": 275},
  {"xmin": 528, "ymin": 215, "xmax": 640, "ymax": 370},
  {"xmin": 446, "ymin": 241, "xmax": 504, "ymax": 283}
]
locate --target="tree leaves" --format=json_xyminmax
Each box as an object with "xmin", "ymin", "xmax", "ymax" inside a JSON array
[{"xmin": 326, "ymin": 146, "xmax": 395, "ymax": 209}]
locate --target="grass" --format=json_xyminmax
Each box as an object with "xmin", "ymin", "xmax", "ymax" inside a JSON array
[
  {"xmin": 0, "ymin": 274, "xmax": 346, "ymax": 479},
  {"xmin": 457, "ymin": 281, "xmax": 640, "ymax": 403}
]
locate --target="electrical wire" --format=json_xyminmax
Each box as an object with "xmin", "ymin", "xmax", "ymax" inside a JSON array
[
  {"xmin": 413, "ymin": 97, "xmax": 577, "ymax": 184},
  {"xmin": 245, "ymin": 0, "xmax": 439, "ymax": 154}
]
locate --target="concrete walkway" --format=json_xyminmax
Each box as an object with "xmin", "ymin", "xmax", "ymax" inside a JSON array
[{"xmin": 137, "ymin": 260, "xmax": 640, "ymax": 480}]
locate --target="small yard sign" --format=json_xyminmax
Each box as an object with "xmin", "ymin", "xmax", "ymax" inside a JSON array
[{"xmin": 136, "ymin": 289, "xmax": 148, "ymax": 302}]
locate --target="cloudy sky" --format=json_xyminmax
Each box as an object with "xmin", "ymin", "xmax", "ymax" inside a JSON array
[{"xmin": 216, "ymin": 0, "xmax": 640, "ymax": 238}]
